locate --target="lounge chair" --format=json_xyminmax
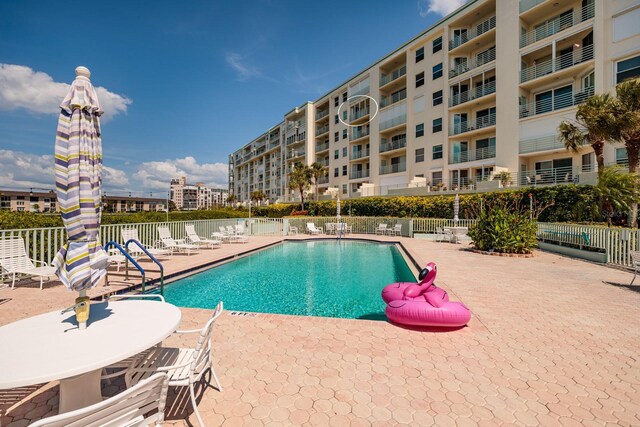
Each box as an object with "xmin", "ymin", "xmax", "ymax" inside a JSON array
[
  {"xmin": 325, "ymin": 223, "xmax": 335, "ymax": 235},
  {"xmin": 107, "ymin": 248, "xmax": 127, "ymax": 272},
  {"xmin": 435, "ymin": 226, "xmax": 445, "ymax": 242},
  {"xmin": 630, "ymin": 251, "xmax": 640, "ymax": 285},
  {"xmin": 121, "ymin": 228, "xmax": 170, "ymax": 259},
  {"xmin": 307, "ymin": 223, "xmax": 323, "ymax": 235},
  {"xmin": 386, "ymin": 224, "xmax": 402, "ymax": 236},
  {"xmin": 157, "ymin": 227, "xmax": 199, "ymax": 255},
  {"xmin": 185, "ymin": 224, "xmax": 221, "ymax": 249},
  {"xmin": 375, "ymin": 224, "xmax": 387, "ymax": 235},
  {"xmin": 0, "ymin": 238, "xmax": 57, "ymax": 290},
  {"xmin": 30, "ymin": 372, "xmax": 169, "ymax": 427},
  {"xmin": 224, "ymin": 225, "xmax": 249, "ymax": 243},
  {"xmin": 125, "ymin": 302, "xmax": 224, "ymax": 427},
  {"xmin": 288, "ymin": 226, "xmax": 298, "ymax": 235}
]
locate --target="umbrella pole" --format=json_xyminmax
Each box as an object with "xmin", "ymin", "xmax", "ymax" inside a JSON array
[{"xmin": 76, "ymin": 290, "xmax": 90, "ymax": 330}]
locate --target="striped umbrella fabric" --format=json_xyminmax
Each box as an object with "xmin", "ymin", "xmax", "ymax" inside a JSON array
[
  {"xmin": 52, "ymin": 67, "xmax": 109, "ymax": 291},
  {"xmin": 336, "ymin": 194, "xmax": 341, "ymax": 219},
  {"xmin": 453, "ymin": 194, "xmax": 460, "ymax": 224}
]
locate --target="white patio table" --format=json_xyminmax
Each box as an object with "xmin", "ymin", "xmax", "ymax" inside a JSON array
[{"xmin": 0, "ymin": 300, "xmax": 181, "ymax": 413}]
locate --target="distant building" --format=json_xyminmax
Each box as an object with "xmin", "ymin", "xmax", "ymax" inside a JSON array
[{"xmin": 170, "ymin": 177, "xmax": 228, "ymax": 210}]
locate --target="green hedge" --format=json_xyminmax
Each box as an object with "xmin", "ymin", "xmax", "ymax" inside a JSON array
[{"xmin": 0, "ymin": 208, "xmax": 249, "ymax": 230}]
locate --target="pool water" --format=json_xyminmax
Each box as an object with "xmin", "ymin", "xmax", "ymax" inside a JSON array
[{"xmin": 160, "ymin": 240, "xmax": 415, "ymax": 319}]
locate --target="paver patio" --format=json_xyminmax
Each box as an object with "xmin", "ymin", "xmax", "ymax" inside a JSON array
[{"xmin": 1, "ymin": 235, "xmax": 639, "ymax": 426}]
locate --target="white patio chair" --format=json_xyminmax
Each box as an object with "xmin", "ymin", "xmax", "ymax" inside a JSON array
[
  {"xmin": 325, "ymin": 223, "xmax": 335, "ymax": 235},
  {"xmin": 435, "ymin": 226, "xmax": 444, "ymax": 242},
  {"xmin": 125, "ymin": 302, "xmax": 224, "ymax": 427},
  {"xmin": 185, "ymin": 224, "xmax": 221, "ymax": 249},
  {"xmin": 288, "ymin": 226, "xmax": 298, "ymax": 235},
  {"xmin": 0, "ymin": 238, "xmax": 57, "ymax": 290},
  {"xmin": 31, "ymin": 372, "xmax": 169, "ymax": 427},
  {"xmin": 234, "ymin": 224, "xmax": 246, "ymax": 235},
  {"xmin": 386, "ymin": 224, "xmax": 402, "ymax": 236},
  {"xmin": 375, "ymin": 224, "xmax": 387, "ymax": 235},
  {"xmin": 121, "ymin": 229, "xmax": 170, "ymax": 260},
  {"xmin": 630, "ymin": 251, "xmax": 640, "ymax": 285},
  {"xmin": 443, "ymin": 228, "xmax": 455, "ymax": 243},
  {"xmin": 158, "ymin": 227, "xmax": 199, "ymax": 255},
  {"xmin": 306, "ymin": 223, "xmax": 323, "ymax": 235},
  {"xmin": 218, "ymin": 227, "xmax": 248, "ymax": 243},
  {"xmin": 107, "ymin": 249, "xmax": 127, "ymax": 273}
]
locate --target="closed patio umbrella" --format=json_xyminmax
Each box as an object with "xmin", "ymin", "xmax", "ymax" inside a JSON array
[
  {"xmin": 336, "ymin": 194, "xmax": 341, "ymax": 219},
  {"xmin": 453, "ymin": 194, "xmax": 460, "ymax": 224},
  {"xmin": 52, "ymin": 67, "xmax": 109, "ymax": 311}
]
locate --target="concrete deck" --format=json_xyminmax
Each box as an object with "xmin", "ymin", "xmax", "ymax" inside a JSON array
[{"xmin": 1, "ymin": 234, "xmax": 639, "ymax": 426}]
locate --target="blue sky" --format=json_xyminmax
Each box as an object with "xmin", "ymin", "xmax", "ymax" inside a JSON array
[{"xmin": 0, "ymin": 0, "xmax": 465, "ymax": 195}]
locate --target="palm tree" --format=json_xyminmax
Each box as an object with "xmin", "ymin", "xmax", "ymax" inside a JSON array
[
  {"xmin": 250, "ymin": 190, "xmax": 266, "ymax": 205},
  {"xmin": 288, "ymin": 163, "xmax": 313, "ymax": 211},
  {"xmin": 226, "ymin": 194, "xmax": 237, "ymax": 206},
  {"xmin": 591, "ymin": 166, "xmax": 640, "ymax": 226},
  {"xmin": 310, "ymin": 162, "xmax": 328, "ymax": 201},
  {"xmin": 558, "ymin": 93, "xmax": 619, "ymax": 174}
]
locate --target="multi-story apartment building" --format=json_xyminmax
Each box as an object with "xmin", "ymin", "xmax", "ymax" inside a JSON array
[
  {"xmin": 171, "ymin": 176, "xmax": 228, "ymax": 209},
  {"xmin": 229, "ymin": 0, "xmax": 640, "ymax": 203}
]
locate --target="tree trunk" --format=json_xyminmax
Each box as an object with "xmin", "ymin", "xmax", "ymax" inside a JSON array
[
  {"xmin": 315, "ymin": 177, "xmax": 319, "ymax": 202},
  {"xmin": 299, "ymin": 186, "xmax": 305, "ymax": 211},
  {"xmin": 626, "ymin": 140, "xmax": 640, "ymax": 228},
  {"xmin": 591, "ymin": 140, "xmax": 605, "ymax": 174}
]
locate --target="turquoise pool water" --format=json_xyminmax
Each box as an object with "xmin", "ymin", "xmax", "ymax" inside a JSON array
[{"xmin": 160, "ymin": 240, "xmax": 415, "ymax": 319}]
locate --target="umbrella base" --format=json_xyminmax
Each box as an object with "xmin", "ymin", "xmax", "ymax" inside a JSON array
[{"xmin": 59, "ymin": 369, "xmax": 102, "ymax": 414}]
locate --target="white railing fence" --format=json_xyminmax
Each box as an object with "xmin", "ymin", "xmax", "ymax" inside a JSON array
[{"xmin": 285, "ymin": 217, "xmax": 414, "ymax": 237}]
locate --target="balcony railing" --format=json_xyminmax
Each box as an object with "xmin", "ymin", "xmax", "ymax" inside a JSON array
[
  {"xmin": 521, "ymin": 44, "xmax": 594, "ymax": 83},
  {"xmin": 350, "ymin": 127, "xmax": 370, "ymax": 141},
  {"xmin": 380, "ymin": 162, "xmax": 407, "ymax": 175},
  {"xmin": 448, "ymin": 146, "xmax": 496, "ymax": 164},
  {"xmin": 448, "ymin": 15, "xmax": 496, "ymax": 50},
  {"xmin": 349, "ymin": 86, "xmax": 370, "ymax": 99},
  {"xmin": 350, "ymin": 148, "xmax": 370, "ymax": 160},
  {"xmin": 519, "ymin": 134, "xmax": 566, "ymax": 154},
  {"xmin": 449, "ymin": 112, "xmax": 496, "ymax": 135},
  {"xmin": 315, "ymin": 124, "xmax": 329, "ymax": 136},
  {"xmin": 449, "ymin": 80, "xmax": 496, "ymax": 107},
  {"xmin": 520, "ymin": 3, "xmax": 595, "ymax": 48},
  {"xmin": 449, "ymin": 47, "xmax": 496, "ymax": 78},
  {"xmin": 317, "ymin": 176, "xmax": 329, "ymax": 185},
  {"xmin": 350, "ymin": 107, "xmax": 370, "ymax": 122},
  {"xmin": 519, "ymin": 86, "xmax": 594, "ymax": 118},
  {"xmin": 315, "ymin": 109, "xmax": 329, "ymax": 120},
  {"xmin": 380, "ymin": 137, "xmax": 407, "ymax": 153},
  {"xmin": 286, "ymin": 150, "xmax": 305, "ymax": 159},
  {"xmin": 315, "ymin": 142, "xmax": 329, "ymax": 152},
  {"xmin": 350, "ymin": 170, "xmax": 370, "ymax": 179},
  {"xmin": 519, "ymin": 0, "xmax": 547, "ymax": 14},
  {"xmin": 379, "ymin": 113, "xmax": 407, "ymax": 131},
  {"xmin": 320, "ymin": 158, "xmax": 329, "ymax": 166},
  {"xmin": 286, "ymin": 135, "xmax": 305, "ymax": 145},
  {"xmin": 380, "ymin": 65, "xmax": 406, "ymax": 87},
  {"xmin": 380, "ymin": 88, "xmax": 407, "ymax": 108}
]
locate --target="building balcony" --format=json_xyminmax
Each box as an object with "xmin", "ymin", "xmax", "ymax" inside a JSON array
[
  {"xmin": 380, "ymin": 88, "xmax": 407, "ymax": 108},
  {"xmin": 448, "ymin": 146, "xmax": 496, "ymax": 165},
  {"xmin": 350, "ymin": 170, "xmax": 370, "ymax": 180},
  {"xmin": 519, "ymin": 0, "xmax": 547, "ymax": 14},
  {"xmin": 519, "ymin": 134, "xmax": 566, "ymax": 155},
  {"xmin": 350, "ymin": 148, "xmax": 370, "ymax": 161},
  {"xmin": 449, "ymin": 80, "xmax": 496, "ymax": 108},
  {"xmin": 379, "ymin": 113, "xmax": 407, "ymax": 132},
  {"xmin": 320, "ymin": 158, "xmax": 329, "ymax": 167},
  {"xmin": 315, "ymin": 109, "xmax": 329, "ymax": 121},
  {"xmin": 350, "ymin": 107, "xmax": 370, "ymax": 123},
  {"xmin": 380, "ymin": 137, "xmax": 407, "ymax": 154},
  {"xmin": 519, "ymin": 86, "xmax": 594, "ymax": 119},
  {"xmin": 286, "ymin": 149, "xmax": 305, "ymax": 160},
  {"xmin": 315, "ymin": 124, "xmax": 329, "ymax": 136},
  {"xmin": 380, "ymin": 162, "xmax": 407, "ymax": 175},
  {"xmin": 286, "ymin": 135, "xmax": 305, "ymax": 146},
  {"xmin": 449, "ymin": 47, "xmax": 495, "ymax": 79},
  {"xmin": 520, "ymin": 44, "xmax": 594, "ymax": 84},
  {"xmin": 448, "ymin": 15, "xmax": 496, "ymax": 51},
  {"xmin": 315, "ymin": 141, "xmax": 330, "ymax": 153},
  {"xmin": 379, "ymin": 65, "xmax": 406, "ymax": 88},
  {"xmin": 350, "ymin": 127, "xmax": 370, "ymax": 142},
  {"xmin": 317, "ymin": 176, "xmax": 329, "ymax": 185},
  {"xmin": 520, "ymin": 3, "xmax": 594, "ymax": 48},
  {"xmin": 348, "ymin": 85, "xmax": 370, "ymax": 100},
  {"xmin": 449, "ymin": 112, "xmax": 496, "ymax": 136}
]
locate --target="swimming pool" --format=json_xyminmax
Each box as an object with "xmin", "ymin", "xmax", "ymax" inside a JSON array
[{"xmin": 160, "ymin": 240, "xmax": 415, "ymax": 319}]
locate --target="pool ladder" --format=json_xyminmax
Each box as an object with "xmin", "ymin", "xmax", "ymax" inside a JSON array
[{"xmin": 103, "ymin": 240, "xmax": 164, "ymax": 295}]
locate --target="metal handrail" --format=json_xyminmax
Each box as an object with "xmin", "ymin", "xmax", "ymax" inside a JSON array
[
  {"xmin": 315, "ymin": 124, "xmax": 329, "ymax": 136},
  {"xmin": 449, "ymin": 47, "xmax": 496, "ymax": 78},
  {"xmin": 380, "ymin": 162, "xmax": 407, "ymax": 175},
  {"xmin": 104, "ymin": 241, "xmax": 147, "ymax": 291},
  {"xmin": 449, "ymin": 80, "xmax": 496, "ymax": 107},
  {"xmin": 380, "ymin": 88, "xmax": 407, "ymax": 108},
  {"xmin": 448, "ymin": 15, "xmax": 496, "ymax": 50},
  {"xmin": 521, "ymin": 44, "xmax": 594, "ymax": 83},
  {"xmin": 520, "ymin": 3, "xmax": 595, "ymax": 48},
  {"xmin": 124, "ymin": 239, "xmax": 165, "ymax": 295},
  {"xmin": 350, "ymin": 149, "xmax": 370, "ymax": 160},
  {"xmin": 449, "ymin": 112, "xmax": 496, "ymax": 135},
  {"xmin": 350, "ymin": 126, "xmax": 370, "ymax": 141},
  {"xmin": 380, "ymin": 137, "xmax": 407, "ymax": 153},
  {"xmin": 448, "ymin": 146, "xmax": 496, "ymax": 164},
  {"xmin": 519, "ymin": 86, "xmax": 594, "ymax": 118},
  {"xmin": 380, "ymin": 65, "xmax": 407, "ymax": 87}
]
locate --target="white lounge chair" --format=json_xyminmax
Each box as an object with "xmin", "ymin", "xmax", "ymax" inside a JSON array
[
  {"xmin": 223, "ymin": 226, "xmax": 249, "ymax": 243},
  {"xmin": 386, "ymin": 224, "xmax": 402, "ymax": 236},
  {"xmin": 121, "ymin": 229, "xmax": 170, "ymax": 259},
  {"xmin": 325, "ymin": 223, "xmax": 335, "ymax": 235},
  {"xmin": 185, "ymin": 224, "xmax": 221, "ymax": 249},
  {"xmin": 157, "ymin": 227, "xmax": 199, "ymax": 255},
  {"xmin": 107, "ymin": 248, "xmax": 127, "ymax": 273},
  {"xmin": 0, "ymin": 238, "xmax": 57, "ymax": 290},
  {"xmin": 435, "ymin": 226, "xmax": 445, "ymax": 242},
  {"xmin": 375, "ymin": 224, "xmax": 387, "ymax": 235},
  {"xmin": 307, "ymin": 223, "xmax": 323, "ymax": 235},
  {"xmin": 630, "ymin": 251, "xmax": 640, "ymax": 285},
  {"xmin": 30, "ymin": 372, "xmax": 169, "ymax": 427},
  {"xmin": 288, "ymin": 226, "xmax": 298, "ymax": 235},
  {"xmin": 125, "ymin": 302, "xmax": 224, "ymax": 427}
]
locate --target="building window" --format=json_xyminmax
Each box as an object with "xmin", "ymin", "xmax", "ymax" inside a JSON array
[
  {"xmin": 616, "ymin": 55, "xmax": 640, "ymax": 83},
  {"xmin": 342, "ymin": 92, "xmax": 347, "ymax": 102},
  {"xmin": 334, "ymin": 167, "xmax": 339, "ymax": 177},
  {"xmin": 334, "ymin": 96, "xmax": 339, "ymax": 107},
  {"xmin": 432, "ymin": 118, "xmax": 443, "ymax": 133},
  {"xmin": 415, "ymin": 148, "xmax": 425, "ymax": 163},
  {"xmin": 342, "ymin": 165, "xmax": 347, "ymax": 176},
  {"xmin": 416, "ymin": 47, "xmax": 424, "ymax": 63},
  {"xmin": 342, "ymin": 129, "xmax": 347, "ymax": 139},
  {"xmin": 343, "ymin": 111, "xmax": 347, "ymax": 121},
  {"xmin": 334, "ymin": 149, "xmax": 339, "ymax": 159},
  {"xmin": 342, "ymin": 147, "xmax": 347, "ymax": 157},
  {"xmin": 416, "ymin": 72, "xmax": 425, "ymax": 88},
  {"xmin": 334, "ymin": 114, "xmax": 339, "ymax": 124},
  {"xmin": 432, "ymin": 171, "xmax": 443, "ymax": 184},
  {"xmin": 432, "ymin": 36, "xmax": 442, "ymax": 53},
  {"xmin": 433, "ymin": 90, "xmax": 443, "ymax": 106},
  {"xmin": 342, "ymin": 184, "xmax": 347, "ymax": 194},
  {"xmin": 432, "ymin": 63, "xmax": 443, "ymax": 80},
  {"xmin": 616, "ymin": 147, "xmax": 629, "ymax": 165},
  {"xmin": 334, "ymin": 131, "xmax": 339, "ymax": 142},
  {"xmin": 416, "ymin": 123, "xmax": 424, "ymax": 138},
  {"xmin": 433, "ymin": 145, "xmax": 443, "ymax": 159}
]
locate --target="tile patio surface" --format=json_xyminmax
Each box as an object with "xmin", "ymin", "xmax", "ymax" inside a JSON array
[{"xmin": 1, "ymin": 235, "xmax": 639, "ymax": 426}]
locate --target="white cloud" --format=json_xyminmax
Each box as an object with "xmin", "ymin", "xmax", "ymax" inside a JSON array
[
  {"xmin": 0, "ymin": 64, "xmax": 131, "ymax": 121},
  {"xmin": 132, "ymin": 156, "xmax": 228, "ymax": 191},
  {"xmin": 418, "ymin": 0, "xmax": 468, "ymax": 17},
  {"xmin": 225, "ymin": 52, "xmax": 263, "ymax": 81}
]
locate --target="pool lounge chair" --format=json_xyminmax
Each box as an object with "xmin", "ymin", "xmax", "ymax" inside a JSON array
[
  {"xmin": 185, "ymin": 224, "xmax": 221, "ymax": 249},
  {"xmin": 0, "ymin": 238, "xmax": 57, "ymax": 290},
  {"xmin": 307, "ymin": 223, "xmax": 323, "ymax": 235},
  {"xmin": 125, "ymin": 302, "xmax": 224, "ymax": 427},
  {"xmin": 157, "ymin": 227, "xmax": 199, "ymax": 255},
  {"xmin": 386, "ymin": 224, "xmax": 402, "ymax": 236},
  {"xmin": 121, "ymin": 228, "xmax": 171, "ymax": 260},
  {"xmin": 223, "ymin": 225, "xmax": 249, "ymax": 243},
  {"xmin": 375, "ymin": 224, "xmax": 387, "ymax": 235}
]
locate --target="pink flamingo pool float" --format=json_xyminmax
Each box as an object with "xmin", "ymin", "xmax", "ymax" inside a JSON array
[{"xmin": 381, "ymin": 262, "xmax": 471, "ymax": 328}]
